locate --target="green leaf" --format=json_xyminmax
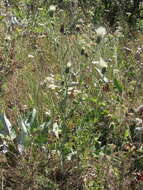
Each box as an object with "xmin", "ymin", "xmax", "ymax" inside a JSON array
[
  {"xmin": 124, "ymin": 129, "xmax": 130, "ymax": 139},
  {"xmin": 0, "ymin": 16, "xmax": 5, "ymax": 21},
  {"xmin": 113, "ymin": 78, "xmax": 123, "ymax": 93}
]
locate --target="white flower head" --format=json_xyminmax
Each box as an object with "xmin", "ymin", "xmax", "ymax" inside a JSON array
[
  {"xmin": 94, "ymin": 82, "xmax": 97, "ymax": 87},
  {"xmin": 68, "ymin": 87, "xmax": 81, "ymax": 97},
  {"xmin": 45, "ymin": 76, "xmax": 55, "ymax": 83},
  {"xmin": 48, "ymin": 84, "xmax": 58, "ymax": 90},
  {"xmin": 99, "ymin": 57, "xmax": 107, "ymax": 68},
  {"xmin": 53, "ymin": 122, "xmax": 61, "ymax": 139},
  {"xmin": 92, "ymin": 57, "xmax": 107, "ymax": 69},
  {"xmin": 67, "ymin": 151, "xmax": 77, "ymax": 161},
  {"xmin": 49, "ymin": 5, "xmax": 56, "ymax": 12},
  {"xmin": 28, "ymin": 54, "xmax": 34, "ymax": 58},
  {"xmin": 95, "ymin": 26, "xmax": 107, "ymax": 38},
  {"xmin": 40, "ymin": 75, "xmax": 58, "ymax": 89},
  {"xmin": 5, "ymin": 35, "xmax": 11, "ymax": 41},
  {"xmin": 45, "ymin": 110, "xmax": 51, "ymax": 116},
  {"xmin": 113, "ymin": 69, "xmax": 119, "ymax": 74},
  {"xmin": 67, "ymin": 61, "xmax": 72, "ymax": 68}
]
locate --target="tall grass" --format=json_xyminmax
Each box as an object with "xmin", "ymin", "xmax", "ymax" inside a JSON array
[{"xmin": 0, "ymin": 1, "xmax": 143, "ymax": 189}]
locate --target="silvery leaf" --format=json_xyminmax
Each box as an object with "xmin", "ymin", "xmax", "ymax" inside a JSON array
[
  {"xmin": 0, "ymin": 113, "xmax": 16, "ymax": 139},
  {"xmin": 15, "ymin": 120, "xmax": 29, "ymax": 154},
  {"xmin": 25, "ymin": 108, "xmax": 37, "ymax": 127}
]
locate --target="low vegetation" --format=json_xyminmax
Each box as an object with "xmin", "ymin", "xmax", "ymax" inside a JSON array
[{"xmin": 0, "ymin": 0, "xmax": 143, "ymax": 189}]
